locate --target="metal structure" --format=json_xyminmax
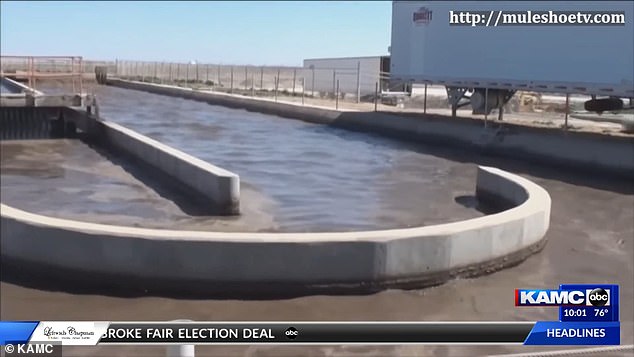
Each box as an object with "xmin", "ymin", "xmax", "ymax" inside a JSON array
[
  {"xmin": 1, "ymin": 56, "xmax": 96, "ymax": 111},
  {"xmin": 303, "ymin": 56, "xmax": 391, "ymax": 100},
  {"xmin": 0, "ymin": 55, "xmax": 85, "ymax": 93}
]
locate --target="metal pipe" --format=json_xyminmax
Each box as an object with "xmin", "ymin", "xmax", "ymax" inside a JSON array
[
  {"xmin": 166, "ymin": 345, "xmax": 195, "ymax": 357},
  {"xmin": 165, "ymin": 320, "xmax": 195, "ymax": 357}
]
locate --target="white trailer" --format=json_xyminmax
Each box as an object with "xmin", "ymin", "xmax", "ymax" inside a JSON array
[
  {"xmin": 390, "ymin": 1, "xmax": 634, "ymax": 116},
  {"xmin": 303, "ymin": 56, "xmax": 390, "ymax": 98}
]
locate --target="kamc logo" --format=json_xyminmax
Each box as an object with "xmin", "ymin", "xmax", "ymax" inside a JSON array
[{"xmin": 413, "ymin": 7, "xmax": 433, "ymax": 25}]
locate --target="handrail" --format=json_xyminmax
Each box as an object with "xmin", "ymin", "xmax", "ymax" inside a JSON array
[{"xmin": 0, "ymin": 55, "xmax": 84, "ymax": 93}]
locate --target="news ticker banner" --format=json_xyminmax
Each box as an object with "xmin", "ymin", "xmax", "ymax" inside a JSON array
[{"xmin": 0, "ymin": 321, "xmax": 620, "ymax": 346}]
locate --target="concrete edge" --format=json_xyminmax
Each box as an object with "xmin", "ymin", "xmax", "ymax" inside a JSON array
[
  {"xmin": 0, "ymin": 166, "xmax": 552, "ymax": 294},
  {"xmin": 62, "ymin": 107, "xmax": 240, "ymax": 215},
  {"xmin": 108, "ymin": 79, "xmax": 634, "ymax": 179},
  {"xmin": 1, "ymin": 76, "xmax": 44, "ymax": 95}
]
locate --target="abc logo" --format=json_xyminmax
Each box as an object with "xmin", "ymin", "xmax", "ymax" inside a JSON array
[
  {"xmin": 285, "ymin": 327, "xmax": 298, "ymax": 340},
  {"xmin": 588, "ymin": 288, "xmax": 609, "ymax": 307}
]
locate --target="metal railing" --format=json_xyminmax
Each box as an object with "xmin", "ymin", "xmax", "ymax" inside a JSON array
[{"xmin": 0, "ymin": 55, "xmax": 84, "ymax": 93}]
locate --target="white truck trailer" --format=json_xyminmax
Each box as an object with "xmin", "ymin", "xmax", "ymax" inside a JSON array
[{"xmin": 390, "ymin": 1, "xmax": 634, "ymax": 116}]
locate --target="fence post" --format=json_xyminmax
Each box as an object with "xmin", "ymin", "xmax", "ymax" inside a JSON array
[
  {"xmin": 564, "ymin": 93, "xmax": 569, "ymax": 130},
  {"xmin": 217, "ymin": 65, "xmax": 221, "ymax": 86},
  {"xmin": 277, "ymin": 68, "xmax": 281, "ymax": 95},
  {"xmin": 356, "ymin": 61, "xmax": 361, "ymax": 103},
  {"xmin": 230, "ymin": 66, "xmax": 234, "ymax": 93},
  {"xmin": 251, "ymin": 72, "xmax": 255, "ymax": 97},
  {"xmin": 260, "ymin": 67, "xmax": 264, "ymax": 89},
  {"xmin": 274, "ymin": 76, "xmax": 278, "ymax": 102},
  {"xmin": 154, "ymin": 62, "xmax": 158, "ymax": 82},
  {"xmin": 302, "ymin": 78, "xmax": 305, "ymax": 105},
  {"xmin": 244, "ymin": 66, "xmax": 248, "ymax": 91},
  {"xmin": 196, "ymin": 62, "xmax": 199, "ymax": 83},
  {"xmin": 336, "ymin": 79, "xmax": 339, "ymax": 110},
  {"xmin": 484, "ymin": 88, "xmax": 489, "ymax": 128},
  {"xmin": 206, "ymin": 64, "xmax": 209, "ymax": 83},
  {"xmin": 332, "ymin": 70, "xmax": 336, "ymax": 98},
  {"xmin": 423, "ymin": 83, "xmax": 427, "ymax": 114},
  {"xmin": 142, "ymin": 62, "xmax": 146, "ymax": 82},
  {"xmin": 292, "ymin": 69, "xmax": 296, "ymax": 96},
  {"xmin": 311, "ymin": 67, "xmax": 315, "ymax": 96},
  {"xmin": 374, "ymin": 82, "xmax": 378, "ymax": 112},
  {"xmin": 186, "ymin": 63, "xmax": 190, "ymax": 84}
]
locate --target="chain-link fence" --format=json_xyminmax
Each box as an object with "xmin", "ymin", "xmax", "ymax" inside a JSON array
[
  {"xmin": 111, "ymin": 60, "xmax": 395, "ymax": 108},
  {"xmin": 3, "ymin": 57, "xmax": 629, "ymax": 134},
  {"xmin": 109, "ymin": 60, "xmax": 633, "ymax": 134}
]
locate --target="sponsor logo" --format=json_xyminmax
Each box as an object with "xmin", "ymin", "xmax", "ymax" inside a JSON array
[{"xmin": 41, "ymin": 325, "xmax": 96, "ymax": 340}]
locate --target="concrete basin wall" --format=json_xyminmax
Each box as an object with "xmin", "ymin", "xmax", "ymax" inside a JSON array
[
  {"xmin": 0, "ymin": 166, "xmax": 551, "ymax": 295},
  {"xmin": 62, "ymin": 108, "xmax": 240, "ymax": 215},
  {"xmin": 109, "ymin": 79, "xmax": 634, "ymax": 179}
]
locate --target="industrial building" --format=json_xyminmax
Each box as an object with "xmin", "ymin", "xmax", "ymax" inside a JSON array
[{"xmin": 302, "ymin": 56, "xmax": 390, "ymax": 98}]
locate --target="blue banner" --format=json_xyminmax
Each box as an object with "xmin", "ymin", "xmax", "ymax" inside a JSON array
[
  {"xmin": 524, "ymin": 321, "xmax": 620, "ymax": 345},
  {"xmin": 0, "ymin": 321, "xmax": 39, "ymax": 345}
]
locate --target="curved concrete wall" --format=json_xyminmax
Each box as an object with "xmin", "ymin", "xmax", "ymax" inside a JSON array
[
  {"xmin": 0, "ymin": 166, "xmax": 551, "ymax": 296},
  {"xmin": 109, "ymin": 79, "xmax": 634, "ymax": 179}
]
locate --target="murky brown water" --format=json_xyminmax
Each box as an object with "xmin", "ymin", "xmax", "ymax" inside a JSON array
[
  {"xmin": 1, "ymin": 84, "xmax": 632, "ymax": 356},
  {"xmin": 1, "ymin": 85, "xmax": 488, "ymax": 232}
]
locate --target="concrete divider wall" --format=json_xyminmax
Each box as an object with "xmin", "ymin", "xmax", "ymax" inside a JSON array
[
  {"xmin": 109, "ymin": 79, "xmax": 634, "ymax": 178},
  {"xmin": 0, "ymin": 166, "xmax": 551, "ymax": 295},
  {"xmin": 63, "ymin": 108, "xmax": 240, "ymax": 215}
]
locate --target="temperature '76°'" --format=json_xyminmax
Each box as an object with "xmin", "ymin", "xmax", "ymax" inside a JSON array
[{"xmin": 595, "ymin": 309, "xmax": 610, "ymax": 317}]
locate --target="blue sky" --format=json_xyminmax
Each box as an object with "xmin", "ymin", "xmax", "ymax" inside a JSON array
[{"xmin": 0, "ymin": 1, "xmax": 392, "ymax": 66}]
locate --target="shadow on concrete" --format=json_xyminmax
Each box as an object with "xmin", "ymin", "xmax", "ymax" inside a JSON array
[
  {"xmin": 78, "ymin": 134, "xmax": 222, "ymax": 217},
  {"xmin": 454, "ymin": 195, "xmax": 506, "ymax": 215}
]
